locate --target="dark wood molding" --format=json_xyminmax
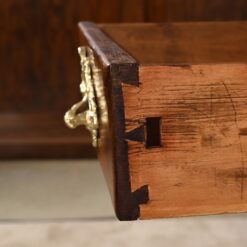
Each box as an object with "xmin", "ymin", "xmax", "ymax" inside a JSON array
[
  {"xmin": 79, "ymin": 22, "xmax": 149, "ymax": 220},
  {"xmin": 0, "ymin": 114, "xmax": 96, "ymax": 159},
  {"xmin": 78, "ymin": 22, "xmax": 137, "ymax": 66}
]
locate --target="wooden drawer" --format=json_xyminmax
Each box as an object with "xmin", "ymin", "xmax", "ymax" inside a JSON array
[{"xmin": 65, "ymin": 21, "xmax": 247, "ymax": 220}]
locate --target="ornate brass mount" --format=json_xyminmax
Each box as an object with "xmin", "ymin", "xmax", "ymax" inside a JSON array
[{"xmin": 64, "ymin": 46, "xmax": 105, "ymax": 147}]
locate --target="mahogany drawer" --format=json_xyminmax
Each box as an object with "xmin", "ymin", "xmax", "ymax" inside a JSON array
[{"xmin": 65, "ymin": 21, "xmax": 247, "ymax": 220}]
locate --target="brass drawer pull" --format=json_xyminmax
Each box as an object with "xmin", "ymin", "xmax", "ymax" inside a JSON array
[{"xmin": 64, "ymin": 46, "xmax": 104, "ymax": 147}]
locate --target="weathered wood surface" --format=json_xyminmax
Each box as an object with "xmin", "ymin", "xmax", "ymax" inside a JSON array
[
  {"xmin": 123, "ymin": 64, "xmax": 247, "ymax": 219},
  {"xmin": 101, "ymin": 22, "xmax": 247, "ymax": 65},
  {"xmin": 111, "ymin": 21, "xmax": 247, "ymax": 219},
  {"xmin": 79, "ymin": 21, "xmax": 247, "ymax": 220},
  {"xmin": 79, "ymin": 22, "xmax": 149, "ymax": 220}
]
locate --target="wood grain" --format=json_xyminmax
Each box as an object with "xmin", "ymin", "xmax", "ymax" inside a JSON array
[
  {"xmin": 0, "ymin": 113, "xmax": 96, "ymax": 159},
  {"xmin": 123, "ymin": 64, "xmax": 247, "ymax": 219},
  {"xmin": 101, "ymin": 22, "xmax": 247, "ymax": 65},
  {"xmin": 145, "ymin": 0, "xmax": 247, "ymax": 22},
  {"xmin": 116, "ymin": 21, "xmax": 247, "ymax": 219},
  {"xmin": 1, "ymin": 0, "xmax": 247, "ymax": 158},
  {"xmin": 0, "ymin": 0, "xmax": 146, "ymax": 158},
  {"xmin": 79, "ymin": 22, "xmax": 149, "ymax": 221},
  {"xmin": 83, "ymin": 21, "xmax": 247, "ymax": 220}
]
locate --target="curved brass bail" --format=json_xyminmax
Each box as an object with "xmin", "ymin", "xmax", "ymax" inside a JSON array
[
  {"xmin": 64, "ymin": 46, "xmax": 100, "ymax": 147},
  {"xmin": 64, "ymin": 96, "xmax": 88, "ymax": 129}
]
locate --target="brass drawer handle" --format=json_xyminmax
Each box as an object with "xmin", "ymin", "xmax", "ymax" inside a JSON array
[{"xmin": 64, "ymin": 46, "xmax": 104, "ymax": 147}]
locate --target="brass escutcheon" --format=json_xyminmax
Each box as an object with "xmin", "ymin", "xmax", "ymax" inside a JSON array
[{"xmin": 64, "ymin": 46, "xmax": 105, "ymax": 147}]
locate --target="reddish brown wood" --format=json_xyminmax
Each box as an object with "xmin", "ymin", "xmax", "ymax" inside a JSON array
[
  {"xmin": 1, "ymin": 0, "xmax": 247, "ymax": 158},
  {"xmin": 79, "ymin": 21, "xmax": 247, "ymax": 220},
  {"xmin": 79, "ymin": 22, "xmax": 149, "ymax": 220},
  {"xmin": 146, "ymin": 0, "xmax": 247, "ymax": 22},
  {"xmin": 118, "ymin": 22, "xmax": 247, "ymax": 219},
  {"xmin": 0, "ymin": 114, "xmax": 96, "ymax": 159},
  {"xmin": 100, "ymin": 22, "xmax": 247, "ymax": 65},
  {"xmin": 123, "ymin": 64, "xmax": 247, "ymax": 219}
]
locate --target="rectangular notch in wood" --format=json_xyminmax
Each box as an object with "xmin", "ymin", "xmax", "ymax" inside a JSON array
[{"xmin": 145, "ymin": 117, "xmax": 161, "ymax": 148}]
